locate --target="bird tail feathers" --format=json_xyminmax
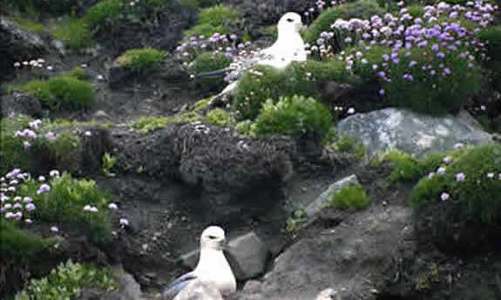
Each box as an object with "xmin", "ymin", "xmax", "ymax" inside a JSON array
[{"xmin": 194, "ymin": 68, "xmax": 229, "ymax": 79}]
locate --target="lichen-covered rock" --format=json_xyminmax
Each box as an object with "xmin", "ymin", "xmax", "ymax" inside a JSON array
[
  {"xmin": 337, "ymin": 108, "xmax": 492, "ymax": 157},
  {"xmin": 0, "ymin": 17, "xmax": 48, "ymax": 81}
]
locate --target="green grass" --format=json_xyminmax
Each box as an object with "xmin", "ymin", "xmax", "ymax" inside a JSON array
[
  {"xmin": 52, "ymin": 18, "xmax": 94, "ymax": 50},
  {"xmin": 329, "ymin": 184, "xmax": 371, "ymax": 210},
  {"xmin": 19, "ymin": 173, "xmax": 112, "ymax": 244},
  {"xmin": 11, "ymin": 16, "xmax": 45, "ymax": 33},
  {"xmin": 116, "ymin": 48, "xmax": 166, "ymax": 72},
  {"xmin": 184, "ymin": 4, "xmax": 240, "ymax": 37},
  {"xmin": 0, "ymin": 116, "xmax": 33, "ymax": 174},
  {"xmin": 15, "ymin": 260, "xmax": 116, "ymax": 300},
  {"xmin": 17, "ymin": 75, "xmax": 94, "ymax": 111},
  {"xmin": 332, "ymin": 135, "xmax": 366, "ymax": 159},
  {"xmin": 253, "ymin": 95, "xmax": 333, "ymax": 140},
  {"xmin": 0, "ymin": 221, "xmax": 54, "ymax": 261},
  {"xmin": 84, "ymin": 0, "xmax": 124, "ymax": 28},
  {"xmin": 206, "ymin": 108, "xmax": 235, "ymax": 127},
  {"xmin": 130, "ymin": 112, "xmax": 203, "ymax": 133}
]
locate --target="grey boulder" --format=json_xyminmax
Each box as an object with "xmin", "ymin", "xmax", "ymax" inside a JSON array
[{"xmin": 337, "ymin": 108, "xmax": 492, "ymax": 157}]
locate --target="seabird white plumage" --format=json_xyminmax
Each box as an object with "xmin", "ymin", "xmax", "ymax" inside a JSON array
[
  {"xmin": 162, "ymin": 226, "xmax": 236, "ymax": 300},
  {"xmin": 209, "ymin": 12, "xmax": 307, "ymax": 98}
]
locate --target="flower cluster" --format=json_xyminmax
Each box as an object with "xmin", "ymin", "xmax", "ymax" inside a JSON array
[
  {"xmin": 174, "ymin": 33, "xmax": 253, "ymax": 67},
  {"xmin": 302, "ymin": 0, "xmax": 347, "ymax": 22},
  {"xmin": 13, "ymin": 58, "xmax": 54, "ymax": 71},
  {"xmin": 309, "ymin": 0, "xmax": 496, "ymax": 114},
  {"xmin": 0, "ymin": 168, "xmax": 55, "ymax": 224},
  {"xmin": 14, "ymin": 119, "xmax": 58, "ymax": 149}
]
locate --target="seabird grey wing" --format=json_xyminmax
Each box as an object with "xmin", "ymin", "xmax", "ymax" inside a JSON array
[{"xmin": 162, "ymin": 272, "xmax": 197, "ymax": 300}]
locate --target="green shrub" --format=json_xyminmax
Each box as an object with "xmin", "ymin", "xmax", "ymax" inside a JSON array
[
  {"xmin": 190, "ymin": 52, "xmax": 232, "ymax": 90},
  {"xmin": 64, "ymin": 66, "xmax": 89, "ymax": 80},
  {"xmin": 381, "ymin": 150, "xmax": 424, "ymax": 183},
  {"xmin": 116, "ymin": 48, "xmax": 166, "ymax": 72},
  {"xmin": 407, "ymin": 4, "xmax": 425, "ymax": 17},
  {"xmin": 383, "ymin": 46, "xmax": 483, "ymax": 115},
  {"xmin": 253, "ymin": 95, "xmax": 333, "ymax": 139},
  {"xmin": 0, "ymin": 116, "xmax": 33, "ymax": 174},
  {"xmin": 184, "ymin": 4, "xmax": 240, "ymax": 37},
  {"xmin": 332, "ymin": 135, "xmax": 366, "ymax": 159},
  {"xmin": 234, "ymin": 60, "xmax": 351, "ymax": 119},
  {"xmin": 411, "ymin": 144, "xmax": 501, "ymax": 225},
  {"xmin": 304, "ymin": 0, "xmax": 385, "ymax": 43},
  {"xmin": 329, "ymin": 184, "xmax": 371, "ymax": 210},
  {"xmin": 16, "ymin": 260, "xmax": 116, "ymax": 300},
  {"xmin": 52, "ymin": 18, "xmax": 94, "ymax": 50},
  {"xmin": 206, "ymin": 108, "xmax": 235, "ymax": 127},
  {"xmin": 19, "ymin": 173, "xmax": 112, "ymax": 244},
  {"xmin": 84, "ymin": 0, "xmax": 123, "ymax": 28},
  {"xmin": 0, "ymin": 221, "xmax": 54, "ymax": 261},
  {"xmin": 19, "ymin": 75, "xmax": 94, "ymax": 111}
]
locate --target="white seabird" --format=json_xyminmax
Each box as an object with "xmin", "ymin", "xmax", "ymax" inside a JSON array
[
  {"xmin": 200, "ymin": 12, "xmax": 307, "ymax": 99},
  {"xmin": 162, "ymin": 226, "xmax": 236, "ymax": 300}
]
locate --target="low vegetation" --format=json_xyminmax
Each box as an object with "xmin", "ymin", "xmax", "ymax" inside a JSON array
[
  {"xmin": 15, "ymin": 260, "xmax": 116, "ymax": 300},
  {"xmin": 304, "ymin": 0, "xmax": 385, "ymax": 44},
  {"xmin": 206, "ymin": 108, "xmax": 235, "ymax": 127},
  {"xmin": 190, "ymin": 52, "xmax": 232, "ymax": 91},
  {"xmin": 329, "ymin": 184, "xmax": 371, "ymax": 210},
  {"xmin": 253, "ymin": 95, "xmax": 333, "ymax": 140},
  {"xmin": 0, "ymin": 221, "xmax": 54, "ymax": 262},
  {"xmin": 17, "ymin": 75, "xmax": 94, "ymax": 111},
  {"xmin": 131, "ymin": 112, "xmax": 202, "ymax": 133},
  {"xmin": 18, "ymin": 173, "xmax": 113, "ymax": 244},
  {"xmin": 116, "ymin": 48, "xmax": 166, "ymax": 72},
  {"xmin": 52, "ymin": 18, "xmax": 94, "ymax": 50},
  {"xmin": 184, "ymin": 4, "xmax": 240, "ymax": 37},
  {"xmin": 234, "ymin": 60, "xmax": 351, "ymax": 120}
]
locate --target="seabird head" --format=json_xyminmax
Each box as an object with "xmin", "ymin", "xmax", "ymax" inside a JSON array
[
  {"xmin": 200, "ymin": 226, "xmax": 226, "ymax": 250},
  {"xmin": 277, "ymin": 12, "xmax": 304, "ymax": 33}
]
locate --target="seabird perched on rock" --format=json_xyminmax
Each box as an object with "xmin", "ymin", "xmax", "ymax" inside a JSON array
[
  {"xmin": 198, "ymin": 12, "xmax": 307, "ymax": 100},
  {"xmin": 162, "ymin": 226, "xmax": 236, "ymax": 300}
]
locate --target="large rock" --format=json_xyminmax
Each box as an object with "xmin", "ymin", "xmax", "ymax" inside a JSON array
[
  {"xmin": 337, "ymin": 108, "xmax": 492, "ymax": 157},
  {"xmin": 237, "ymin": 206, "xmax": 414, "ymax": 300},
  {"xmin": 180, "ymin": 231, "xmax": 270, "ymax": 281},
  {"xmin": 0, "ymin": 17, "xmax": 48, "ymax": 81}
]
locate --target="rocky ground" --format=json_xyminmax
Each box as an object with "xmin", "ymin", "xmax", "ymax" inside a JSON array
[{"xmin": 1, "ymin": 0, "xmax": 501, "ymax": 299}]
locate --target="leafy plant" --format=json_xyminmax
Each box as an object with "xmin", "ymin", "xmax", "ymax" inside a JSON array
[
  {"xmin": 0, "ymin": 116, "xmax": 33, "ymax": 174},
  {"xmin": 102, "ymin": 153, "xmax": 117, "ymax": 177},
  {"xmin": 286, "ymin": 209, "xmax": 308, "ymax": 234},
  {"xmin": 233, "ymin": 60, "xmax": 350, "ymax": 119},
  {"xmin": 253, "ymin": 95, "xmax": 333, "ymax": 140},
  {"xmin": 18, "ymin": 75, "xmax": 95, "ymax": 111},
  {"xmin": 84, "ymin": 0, "xmax": 124, "ymax": 28},
  {"xmin": 19, "ymin": 173, "xmax": 112, "ymax": 244},
  {"xmin": 411, "ymin": 144, "xmax": 501, "ymax": 225},
  {"xmin": 329, "ymin": 184, "xmax": 371, "ymax": 210},
  {"xmin": 116, "ymin": 48, "xmax": 166, "ymax": 72},
  {"xmin": 15, "ymin": 260, "xmax": 116, "ymax": 300}
]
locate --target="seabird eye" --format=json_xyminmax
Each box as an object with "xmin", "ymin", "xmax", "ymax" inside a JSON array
[
  {"xmin": 208, "ymin": 235, "xmax": 217, "ymax": 239},
  {"xmin": 286, "ymin": 18, "xmax": 294, "ymax": 22}
]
